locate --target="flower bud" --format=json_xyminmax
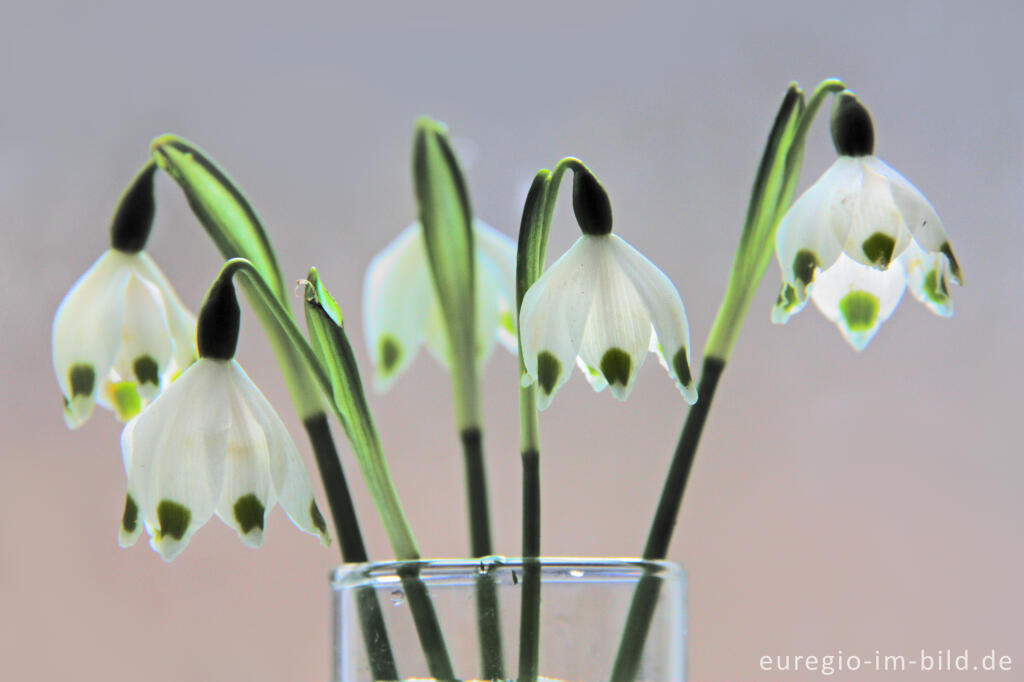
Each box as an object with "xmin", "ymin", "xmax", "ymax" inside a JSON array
[
  {"xmin": 572, "ymin": 167, "xmax": 613, "ymax": 236},
  {"xmin": 830, "ymin": 91, "xmax": 875, "ymax": 157},
  {"xmin": 197, "ymin": 275, "xmax": 240, "ymax": 360},
  {"xmin": 110, "ymin": 161, "xmax": 158, "ymax": 254}
]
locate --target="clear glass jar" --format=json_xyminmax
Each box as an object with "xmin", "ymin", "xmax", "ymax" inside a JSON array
[{"xmin": 331, "ymin": 557, "xmax": 686, "ymax": 681}]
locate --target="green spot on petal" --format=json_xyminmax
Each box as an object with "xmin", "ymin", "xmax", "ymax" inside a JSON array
[
  {"xmin": 233, "ymin": 494, "xmax": 265, "ymax": 535},
  {"xmin": 133, "ymin": 355, "xmax": 159, "ymax": 386},
  {"xmin": 109, "ymin": 381, "xmax": 142, "ymax": 421},
  {"xmin": 672, "ymin": 347, "xmax": 692, "ymax": 387},
  {"xmin": 838, "ymin": 291, "xmax": 879, "ymax": 332},
  {"xmin": 121, "ymin": 495, "xmax": 138, "ymax": 534},
  {"xmin": 310, "ymin": 501, "xmax": 327, "ymax": 535},
  {"xmin": 536, "ymin": 351, "xmax": 561, "ymax": 395},
  {"xmin": 156, "ymin": 500, "xmax": 191, "ymax": 541},
  {"xmin": 792, "ymin": 250, "xmax": 818, "ymax": 286},
  {"xmin": 599, "ymin": 348, "xmax": 632, "ymax": 387},
  {"xmin": 379, "ymin": 335, "xmax": 402, "ymax": 375},
  {"xmin": 940, "ymin": 241, "xmax": 963, "ymax": 282},
  {"xmin": 69, "ymin": 364, "xmax": 95, "ymax": 398},
  {"xmin": 923, "ymin": 269, "xmax": 948, "ymax": 304},
  {"xmin": 862, "ymin": 232, "xmax": 896, "ymax": 267}
]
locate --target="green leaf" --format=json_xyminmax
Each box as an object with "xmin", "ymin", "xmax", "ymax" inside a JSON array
[
  {"xmin": 302, "ymin": 268, "xmax": 419, "ymax": 560},
  {"xmin": 149, "ymin": 134, "xmax": 286, "ymax": 302},
  {"xmin": 411, "ymin": 117, "xmax": 479, "ymax": 429}
]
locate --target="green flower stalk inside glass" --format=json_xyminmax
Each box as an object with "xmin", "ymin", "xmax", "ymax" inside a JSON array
[{"xmin": 52, "ymin": 78, "xmax": 961, "ymax": 681}]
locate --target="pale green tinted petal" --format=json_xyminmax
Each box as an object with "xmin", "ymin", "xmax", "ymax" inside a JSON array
[
  {"xmin": 811, "ymin": 253, "xmax": 907, "ymax": 351},
  {"xmin": 133, "ymin": 253, "xmax": 198, "ymax": 371},
  {"xmin": 901, "ymin": 240, "xmax": 954, "ymax": 317},
  {"xmin": 840, "ymin": 158, "xmax": 913, "ymax": 269},
  {"xmin": 123, "ymin": 359, "xmax": 230, "ymax": 561},
  {"xmin": 421, "ymin": 219, "xmax": 515, "ymax": 368},
  {"xmin": 363, "ymin": 224, "xmax": 433, "ymax": 390},
  {"xmin": 608, "ymin": 235, "xmax": 696, "ymax": 404},
  {"xmin": 775, "ymin": 159, "xmax": 848, "ymax": 301},
  {"xmin": 473, "ymin": 220, "xmax": 518, "ymax": 351},
  {"xmin": 52, "ymin": 250, "xmax": 132, "ymax": 428},
  {"xmin": 231, "ymin": 362, "xmax": 329, "ymax": 545},
  {"xmin": 519, "ymin": 237, "xmax": 598, "ymax": 409}
]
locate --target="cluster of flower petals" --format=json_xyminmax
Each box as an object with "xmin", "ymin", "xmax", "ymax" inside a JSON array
[
  {"xmin": 519, "ymin": 233, "xmax": 697, "ymax": 408},
  {"xmin": 118, "ymin": 357, "xmax": 330, "ymax": 561},
  {"xmin": 52, "ymin": 249, "xmax": 196, "ymax": 428},
  {"xmin": 772, "ymin": 155, "xmax": 961, "ymax": 349}
]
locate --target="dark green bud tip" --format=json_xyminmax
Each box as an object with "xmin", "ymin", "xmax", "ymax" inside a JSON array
[
  {"xmin": 572, "ymin": 166, "xmax": 613, "ymax": 236},
  {"xmin": 831, "ymin": 91, "xmax": 874, "ymax": 157},
  {"xmin": 197, "ymin": 275, "xmax": 240, "ymax": 360},
  {"xmin": 110, "ymin": 161, "xmax": 159, "ymax": 254}
]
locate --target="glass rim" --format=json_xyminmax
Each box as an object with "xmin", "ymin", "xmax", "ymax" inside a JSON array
[{"xmin": 330, "ymin": 556, "xmax": 685, "ymax": 590}]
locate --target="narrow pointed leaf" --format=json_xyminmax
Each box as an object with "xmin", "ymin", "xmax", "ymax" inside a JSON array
[
  {"xmin": 303, "ymin": 268, "xmax": 419, "ymax": 561},
  {"xmin": 411, "ymin": 118, "xmax": 478, "ymax": 426},
  {"xmin": 149, "ymin": 134, "xmax": 286, "ymax": 302}
]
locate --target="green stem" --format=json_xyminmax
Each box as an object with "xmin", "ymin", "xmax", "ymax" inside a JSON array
[
  {"xmin": 517, "ymin": 451, "xmax": 541, "ymax": 682},
  {"xmin": 461, "ymin": 428, "xmax": 493, "ymax": 556},
  {"xmin": 643, "ymin": 357, "xmax": 726, "ymax": 559},
  {"xmin": 461, "ymin": 427, "xmax": 505, "ymax": 680},
  {"xmin": 303, "ymin": 414, "xmax": 367, "ymax": 561},
  {"xmin": 399, "ymin": 564, "xmax": 457, "ymax": 681}
]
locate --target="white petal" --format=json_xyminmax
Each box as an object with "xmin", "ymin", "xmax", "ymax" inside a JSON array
[
  {"xmin": 576, "ymin": 237, "xmax": 652, "ymax": 402},
  {"xmin": 115, "ymin": 275, "xmax": 173, "ymax": 403},
  {"xmin": 52, "ymin": 250, "xmax": 132, "ymax": 428},
  {"xmin": 608, "ymin": 235, "xmax": 697, "ymax": 404},
  {"xmin": 811, "ymin": 254, "xmax": 907, "ymax": 351},
  {"xmin": 363, "ymin": 224, "xmax": 434, "ymax": 390},
  {"xmin": 228, "ymin": 362, "xmax": 330, "ymax": 546},
  {"xmin": 519, "ymin": 237, "xmax": 599, "ymax": 409},
  {"xmin": 775, "ymin": 159, "xmax": 849, "ymax": 301},
  {"xmin": 473, "ymin": 220, "xmax": 518, "ymax": 351},
  {"xmin": 214, "ymin": 376, "xmax": 277, "ymax": 548},
  {"xmin": 123, "ymin": 359, "xmax": 230, "ymax": 561},
  {"xmin": 839, "ymin": 158, "xmax": 913, "ymax": 269},
  {"xmin": 133, "ymin": 253, "xmax": 198, "ymax": 371},
  {"xmin": 900, "ymin": 240, "xmax": 954, "ymax": 317}
]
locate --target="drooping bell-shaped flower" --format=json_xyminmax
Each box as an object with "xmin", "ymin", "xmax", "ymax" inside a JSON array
[
  {"xmin": 118, "ymin": 275, "xmax": 329, "ymax": 561},
  {"xmin": 772, "ymin": 91, "xmax": 962, "ymax": 349},
  {"xmin": 363, "ymin": 219, "xmax": 516, "ymax": 390},
  {"xmin": 52, "ymin": 163, "xmax": 196, "ymax": 427},
  {"xmin": 518, "ymin": 167, "xmax": 697, "ymax": 409}
]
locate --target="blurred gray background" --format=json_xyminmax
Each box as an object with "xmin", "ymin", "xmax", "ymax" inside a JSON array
[{"xmin": 2, "ymin": 1, "xmax": 1021, "ymax": 680}]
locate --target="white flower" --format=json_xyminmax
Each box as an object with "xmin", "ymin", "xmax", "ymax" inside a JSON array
[
  {"xmin": 363, "ymin": 219, "xmax": 516, "ymax": 389},
  {"xmin": 52, "ymin": 249, "xmax": 197, "ymax": 428},
  {"xmin": 772, "ymin": 155, "xmax": 962, "ymax": 350},
  {"xmin": 118, "ymin": 357, "xmax": 330, "ymax": 561},
  {"xmin": 519, "ymin": 233, "xmax": 697, "ymax": 410}
]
